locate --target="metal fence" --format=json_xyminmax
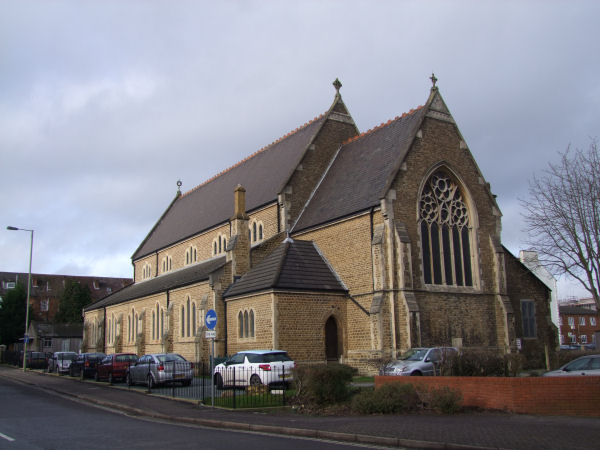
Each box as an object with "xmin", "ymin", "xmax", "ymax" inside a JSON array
[
  {"xmin": 124, "ymin": 361, "xmax": 292, "ymax": 408},
  {"xmin": 1, "ymin": 355, "xmax": 293, "ymax": 409}
]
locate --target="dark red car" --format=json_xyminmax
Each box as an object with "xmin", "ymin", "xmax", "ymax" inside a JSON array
[{"xmin": 95, "ymin": 353, "xmax": 138, "ymax": 383}]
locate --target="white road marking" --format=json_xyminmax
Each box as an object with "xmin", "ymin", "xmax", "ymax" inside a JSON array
[{"xmin": 0, "ymin": 432, "xmax": 15, "ymax": 442}]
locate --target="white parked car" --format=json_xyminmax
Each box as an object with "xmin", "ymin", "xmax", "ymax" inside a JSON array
[
  {"xmin": 213, "ymin": 350, "xmax": 294, "ymax": 388},
  {"xmin": 47, "ymin": 352, "xmax": 77, "ymax": 375},
  {"xmin": 543, "ymin": 354, "xmax": 600, "ymax": 377}
]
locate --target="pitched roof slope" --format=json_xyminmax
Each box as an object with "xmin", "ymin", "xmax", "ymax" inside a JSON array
[
  {"xmin": 292, "ymin": 106, "xmax": 426, "ymax": 232},
  {"xmin": 223, "ymin": 239, "xmax": 346, "ymax": 298},
  {"xmin": 133, "ymin": 114, "xmax": 327, "ymax": 260},
  {"xmin": 85, "ymin": 256, "xmax": 226, "ymax": 311}
]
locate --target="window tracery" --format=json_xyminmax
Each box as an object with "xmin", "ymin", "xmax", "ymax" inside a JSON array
[{"xmin": 419, "ymin": 171, "xmax": 473, "ymax": 287}]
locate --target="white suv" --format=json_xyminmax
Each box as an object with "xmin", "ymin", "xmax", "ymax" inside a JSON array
[{"xmin": 213, "ymin": 350, "xmax": 294, "ymax": 388}]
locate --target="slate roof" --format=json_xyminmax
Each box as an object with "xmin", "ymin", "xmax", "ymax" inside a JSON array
[
  {"xmin": 85, "ymin": 256, "xmax": 227, "ymax": 311},
  {"xmin": 223, "ymin": 239, "xmax": 347, "ymax": 298},
  {"xmin": 559, "ymin": 305, "xmax": 597, "ymax": 315},
  {"xmin": 31, "ymin": 321, "xmax": 83, "ymax": 337},
  {"xmin": 292, "ymin": 106, "xmax": 427, "ymax": 232},
  {"xmin": 132, "ymin": 114, "xmax": 328, "ymax": 260}
]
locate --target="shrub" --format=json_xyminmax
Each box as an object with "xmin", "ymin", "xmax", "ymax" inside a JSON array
[
  {"xmin": 293, "ymin": 363, "xmax": 356, "ymax": 405},
  {"xmin": 351, "ymin": 383, "xmax": 421, "ymax": 414},
  {"xmin": 454, "ymin": 349, "xmax": 505, "ymax": 376},
  {"xmin": 428, "ymin": 386, "xmax": 463, "ymax": 414},
  {"xmin": 503, "ymin": 352, "xmax": 524, "ymax": 377}
]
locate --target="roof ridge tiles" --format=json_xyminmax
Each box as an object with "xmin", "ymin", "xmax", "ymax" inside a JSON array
[
  {"xmin": 181, "ymin": 112, "xmax": 326, "ymax": 198},
  {"xmin": 342, "ymin": 105, "xmax": 424, "ymax": 146}
]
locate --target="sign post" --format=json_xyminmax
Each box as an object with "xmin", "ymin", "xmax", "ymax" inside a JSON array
[{"xmin": 205, "ymin": 309, "xmax": 217, "ymax": 406}]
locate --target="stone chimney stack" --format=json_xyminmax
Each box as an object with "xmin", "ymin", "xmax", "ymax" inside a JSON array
[{"xmin": 227, "ymin": 185, "xmax": 250, "ymax": 276}]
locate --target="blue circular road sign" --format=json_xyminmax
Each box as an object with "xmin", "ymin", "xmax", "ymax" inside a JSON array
[{"xmin": 205, "ymin": 309, "xmax": 217, "ymax": 330}]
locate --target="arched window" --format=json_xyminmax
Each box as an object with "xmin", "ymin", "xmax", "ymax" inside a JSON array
[
  {"xmin": 419, "ymin": 171, "xmax": 473, "ymax": 287},
  {"xmin": 160, "ymin": 308, "xmax": 164, "ymax": 338},
  {"xmin": 238, "ymin": 309, "xmax": 255, "ymax": 339},
  {"xmin": 213, "ymin": 241, "xmax": 217, "ymax": 255},
  {"xmin": 155, "ymin": 303, "xmax": 160, "ymax": 340},
  {"xmin": 249, "ymin": 220, "xmax": 265, "ymax": 243},
  {"xmin": 135, "ymin": 313, "xmax": 138, "ymax": 339},
  {"xmin": 152, "ymin": 311, "xmax": 156, "ymax": 340},
  {"xmin": 181, "ymin": 305, "xmax": 185, "ymax": 337},
  {"xmin": 186, "ymin": 298, "xmax": 191, "ymax": 337},
  {"xmin": 192, "ymin": 302, "xmax": 196, "ymax": 336}
]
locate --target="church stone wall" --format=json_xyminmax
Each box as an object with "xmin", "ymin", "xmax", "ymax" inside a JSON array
[
  {"xmin": 296, "ymin": 212, "xmax": 376, "ymax": 296},
  {"xmin": 134, "ymin": 204, "xmax": 278, "ymax": 280},
  {"xmin": 389, "ymin": 115, "xmax": 505, "ymax": 349},
  {"xmin": 225, "ymin": 293, "xmax": 274, "ymax": 355},
  {"xmin": 505, "ymin": 253, "xmax": 557, "ymax": 369}
]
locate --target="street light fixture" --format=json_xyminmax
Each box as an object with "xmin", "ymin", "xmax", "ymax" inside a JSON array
[{"xmin": 6, "ymin": 226, "xmax": 34, "ymax": 371}]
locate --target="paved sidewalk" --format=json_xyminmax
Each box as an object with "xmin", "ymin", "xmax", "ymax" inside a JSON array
[{"xmin": 2, "ymin": 366, "xmax": 599, "ymax": 450}]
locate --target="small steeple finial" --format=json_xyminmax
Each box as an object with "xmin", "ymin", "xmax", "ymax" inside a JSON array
[
  {"xmin": 333, "ymin": 78, "xmax": 342, "ymax": 95},
  {"xmin": 176, "ymin": 179, "xmax": 182, "ymax": 194},
  {"xmin": 430, "ymin": 73, "xmax": 438, "ymax": 90}
]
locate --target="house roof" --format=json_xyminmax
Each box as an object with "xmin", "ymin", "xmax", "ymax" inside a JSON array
[
  {"xmin": 292, "ymin": 105, "xmax": 427, "ymax": 232},
  {"xmin": 223, "ymin": 239, "xmax": 347, "ymax": 298},
  {"xmin": 85, "ymin": 256, "xmax": 227, "ymax": 311},
  {"xmin": 132, "ymin": 111, "xmax": 332, "ymax": 260},
  {"xmin": 30, "ymin": 321, "xmax": 83, "ymax": 337},
  {"xmin": 559, "ymin": 305, "xmax": 597, "ymax": 315}
]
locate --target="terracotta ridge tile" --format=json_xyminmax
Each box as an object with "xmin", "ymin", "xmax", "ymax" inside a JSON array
[
  {"xmin": 342, "ymin": 105, "xmax": 424, "ymax": 146},
  {"xmin": 181, "ymin": 112, "xmax": 326, "ymax": 198}
]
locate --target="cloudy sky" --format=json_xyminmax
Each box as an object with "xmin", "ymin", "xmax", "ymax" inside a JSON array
[{"xmin": 1, "ymin": 1, "xmax": 598, "ymax": 300}]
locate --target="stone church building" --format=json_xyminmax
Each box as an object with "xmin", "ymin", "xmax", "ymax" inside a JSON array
[{"xmin": 84, "ymin": 78, "xmax": 556, "ymax": 373}]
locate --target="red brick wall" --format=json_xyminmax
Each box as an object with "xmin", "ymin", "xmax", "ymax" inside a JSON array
[{"xmin": 376, "ymin": 376, "xmax": 600, "ymax": 416}]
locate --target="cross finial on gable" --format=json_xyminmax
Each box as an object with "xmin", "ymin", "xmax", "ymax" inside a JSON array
[
  {"xmin": 177, "ymin": 179, "xmax": 182, "ymax": 194},
  {"xmin": 430, "ymin": 73, "xmax": 438, "ymax": 90},
  {"xmin": 333, "ymin": 78, "xmax": 342, "ymax": 95}
]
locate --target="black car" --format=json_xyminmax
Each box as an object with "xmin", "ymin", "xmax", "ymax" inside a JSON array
[{"xmin": 69, "ymin": 352, "xmax": 106, "ymax": 378}]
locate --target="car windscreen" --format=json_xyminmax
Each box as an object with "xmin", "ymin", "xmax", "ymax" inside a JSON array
[
  {"xmin": 60, "ymin": 354, "xmax": 77, "ymax": 361},
  {"xmin": 398, "ymin": 349, "xmax": 428, "ymax": 361},
  {"xmin": 157, "ymin": 354, "xmax": 186, "ymax": 363}
]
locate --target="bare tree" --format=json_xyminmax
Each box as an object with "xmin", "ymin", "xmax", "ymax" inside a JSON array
[{"xmin": 521, "ymin": 140, "xmax": 600, "ymax": 309}]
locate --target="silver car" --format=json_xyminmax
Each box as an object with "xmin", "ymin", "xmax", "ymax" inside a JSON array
[
  {"xmin": 543, "ymin": 354, "xmax": 600, "ymax": 377},
  {"xmin": 380, "ymin": 347, "xmax": 458, "ymax": 376},
  {"xmin": 47, "ymin": 352, "xmax": 77, "ymax": 374},
  {"xmin": 126, "ymin": 353, "xmax": 193, "ymax": 388}
]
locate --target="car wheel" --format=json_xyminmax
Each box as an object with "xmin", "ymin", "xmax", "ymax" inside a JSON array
[
  {"xmin": 250, "ymin": 374, "xmax": 262, "ymax": 386},
  {"xmin": 214, "ymin": 373, "xmax": 223, "ymax": 389},
  {"xmin": 410, "ymin": 371, "xmax": 422, "ymax": 376},
  {"xmin": 147, "ymin": 374, "xmax": 154, "ymax": 390},
  {"xmin": 126, "ymin": 373, "xmax": 133, "ymax": 387},
  {"xmin": 108, "ymin": 373, "xmax": 113, "ymax": 384}
]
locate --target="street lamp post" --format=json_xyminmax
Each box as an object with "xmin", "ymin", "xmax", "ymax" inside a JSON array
[{"xmin": 7, "ymin": 226, "xmax": 34, "ymax": 371}]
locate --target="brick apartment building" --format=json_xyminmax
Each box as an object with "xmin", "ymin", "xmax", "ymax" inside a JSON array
[
  {"xmin": 0, "ymin": 272, "xmax": 132, "ymax": 323},
  {"xmin": 558, "ymin": 305, "xmax": 599, "ymax": 347},
  {"xmin": 83, "ymin": 79, "xmax": 556, "ymax": 373}
]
